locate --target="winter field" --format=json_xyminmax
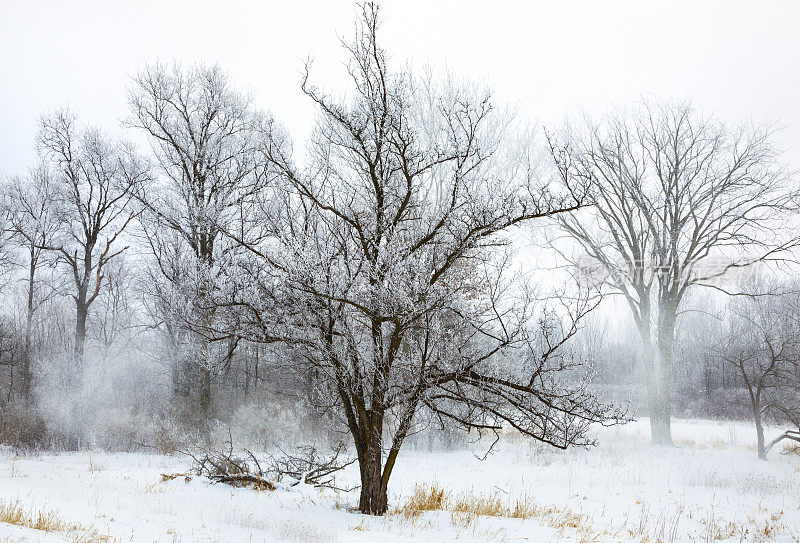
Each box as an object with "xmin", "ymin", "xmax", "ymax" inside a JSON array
[{"xmin": 1, "ymin": 419, "xmax": 798, "ymax": 543}]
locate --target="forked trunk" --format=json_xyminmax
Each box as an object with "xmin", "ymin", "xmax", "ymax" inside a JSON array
[
  {"xmin": 637, "ymin": 315, "xmax": 671, "ymax": 446},
  {"xmin": 358, "ymin": 397, "xmax": 389, "ymax": 515},
  {"xmin": 358, "ymin": 447, "xmax": 388, "ymax": 515}
]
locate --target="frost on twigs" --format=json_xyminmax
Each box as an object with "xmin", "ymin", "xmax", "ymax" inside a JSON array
[
  {"xmin": 268, "ymin": 442, "xmax": 357, "ymax": 491},
  {"xmin": 179, "ymin": 436, "xmax": 355, "ymax": 492}
]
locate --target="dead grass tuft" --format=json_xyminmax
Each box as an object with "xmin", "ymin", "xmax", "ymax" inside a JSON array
[
  {"xmin": 393, "ymin": 483, "xmax": 598, "ymax": 538},
  {"xmin": 0, "ymin": 500, "xmax": 114, "ymax": 543},
  {"xmin": 394, "ymin": 483, "xmax": 449, "ymax": 519},
  {"xmin": 451, "ymin": 492, "xmax": 507, "ymax": 517}
]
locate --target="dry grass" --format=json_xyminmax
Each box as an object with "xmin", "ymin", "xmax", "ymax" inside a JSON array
[
  {"xmin": 350, "ymin": 518, "xmax": 368, "ymax": 531},
  {"xmin": 695, "ymin": 503, "xmax": 792, "ymax": 542},
  {"xmin": 451, "ymin": 492, "xmax": 509, "ymax": 517},
  {"xmin": 0, "ymin": 499, "xmax": 114, "ymax": 543},
  {"xmin": 394, "ymin": 483, "xmax": 449, "ymax": 519},
  {"xmin": 393, "ymin": 483, "xmax": 599, "ymax": 539},
  {"xmin": 624, "ymin": 500, "xmax": 793, "ymax": 543}
]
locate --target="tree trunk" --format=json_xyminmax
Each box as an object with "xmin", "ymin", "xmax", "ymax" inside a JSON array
[
  {"xmin": 650, "ymin": 409, "xmax": 672, "ymax": 445},
  {"xmin": 635, "ymin": 307, "xmax": 669, "ymax": 446},
  {"xmin": 74, "ymin": 297, "xmax": 88, "ymax": 366},
  {"xmin": 356, "ymin": 315, "xmax": 391, "ymax": 515},
  {"xmin": 650, "ymin": 356, "xmax": 673, "ymax": 444},
  {"xmin": 22, "ymin": 319, "xmax": 33, "ymax": 406},
  {"xmin": 198, "ymin": 363, "xmax": 212, "ymax": 422},
  {"xmin": 741, "ymin": 369, "xmax": 766, "ymax": 459},
  {"xmin": 641, "ymin": 329, "xmax": 662, "ymax": 445},
  {"xmin": 22, "ymin": 258, "xmax": 35, "ymax": 406},
  {"xmin": 755, "ymin": 407, "xmax": 766, "ymax": 460},
  {"xmin": 358, "ymin": 420, "xmax": 388, "ymax": 515},
  {"xmin": 653, "ymin": 306, "xmax": 676, "ymax": 446},
  {"xmin": 195, "ymin": 269, "xmax": 215, "ymax": 423}
]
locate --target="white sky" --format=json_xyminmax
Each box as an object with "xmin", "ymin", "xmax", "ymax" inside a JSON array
[{"xmin": 2, "ymin": 0, "xmax": 799, "ymax": 176}]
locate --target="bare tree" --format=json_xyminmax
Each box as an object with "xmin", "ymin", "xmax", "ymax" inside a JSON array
[
  {"xmin": 127, "ymin": 61, "xmax": 277, "ymax": 420},
  {"xmin": 548, "ymin": 101, "xmax": 795, "ymax": 445},
  {"xmin": 37, "ymin": 109, "xmax": 147, "ymax": 366},
  {"xmin": 4, "ymin": 165, "xmax": 60, "ymax": 404},
  {"xmin": 715, "ymin": 284, "xmax": 800, "ymax": 459},
  {"xmin": 220, "ymin": 3, "xmax": 622, "ymax": 515}
]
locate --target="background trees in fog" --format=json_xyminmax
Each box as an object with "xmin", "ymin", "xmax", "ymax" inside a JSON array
[
  {"xmin": 127, "ymin": 62, "xmax": 277, "ymax": 422},
  {"xmin": 4, "ymin": 166, "xmax": 60, "ymax": 405},
  {"xmin": 714, "ymin": 282, "xmax": 800, "ymax": 458},
  {"xmin": 548, "ymin": 102, "xmax": 796, "ymax": 445},
  {"xmin": 36, "ymin": 109, "xmax": 147, "ymax": 367}
]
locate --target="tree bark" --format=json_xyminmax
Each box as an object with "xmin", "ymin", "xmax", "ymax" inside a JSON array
[
  {"xmin": 754, "ymin": 406, "xmax": 766, "ymax": 460},
  {"xmin": 74, "ymin": 296, "xmax": 88, "ymax": 367},
  {"xmin": 652, "ymin": 306, "xmax": 676, "ymax": 446},
  {"xmin": 358, "ymin": 418, "xmax": 388, "ymax": 515},
  {"xmin": 356, "ymin": 315, "xmax": 392, "ymax": 515}
]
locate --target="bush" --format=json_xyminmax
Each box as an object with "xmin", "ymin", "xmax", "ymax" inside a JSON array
[{"xmin": 0, "ymin": 402, "xmax": 48, "ymax": 451}]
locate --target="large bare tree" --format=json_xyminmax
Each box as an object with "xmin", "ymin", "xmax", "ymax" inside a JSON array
[
  {"xmin": 548, "ymin": 101, "xmax": 796, "ymax": 445},
  {"xmin": 220, "ymin": 3, "xmax": 622, "ymax": 515}
]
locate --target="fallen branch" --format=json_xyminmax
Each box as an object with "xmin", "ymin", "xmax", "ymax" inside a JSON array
[
  {"xmin": 213, "ymin": 473, "xmax": 276, "ymax": 491},
  {"xmin": 268, "ymin": 442, "xmax": 356, "ymax": 491},
  {"xmin": 180, "ymin": 433, "xmax": 355, "ymax": 492},
  {"xmin": 765, "ymin": 429, "xmax": 800, "ymax": 456}
]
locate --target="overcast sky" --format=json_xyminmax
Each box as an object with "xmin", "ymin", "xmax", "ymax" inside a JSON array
[{"xmin": 2, "ymin": 0, "xmax": 799, "ymax": 176}]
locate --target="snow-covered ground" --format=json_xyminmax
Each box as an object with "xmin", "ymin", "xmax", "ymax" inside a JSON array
[{"xmin": 1, "ymin": 419, "xmax": 798, "ymax": 542}]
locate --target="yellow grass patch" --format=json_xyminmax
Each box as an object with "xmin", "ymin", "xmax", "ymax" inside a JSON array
[
  {"xmin": 393, "ymin": 483, "xmax": 599, "ymax": 538},
  {"xmin": 394, "ymin": 483, "xmax": 449, "ymax": 519},
  {"xmin": 0, "ymin": 499, "xmax": 114, "ymax": 543}
]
